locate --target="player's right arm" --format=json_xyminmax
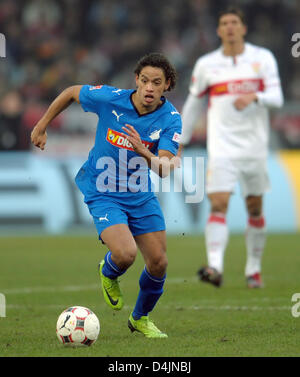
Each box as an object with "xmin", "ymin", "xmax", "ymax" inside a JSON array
[{"xmin": 31, "ymin": 85, "xmax": 82, "ymax": 150}]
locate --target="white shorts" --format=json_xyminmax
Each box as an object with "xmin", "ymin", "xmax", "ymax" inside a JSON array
[{"xmin": 206, "ymin": 158, "xmax": 270, "ymax": 197}]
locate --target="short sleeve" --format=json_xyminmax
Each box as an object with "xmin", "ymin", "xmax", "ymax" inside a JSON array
[
  {"xmin": 79, "ymin": 84, "xmax": 114, "ymax": 114},
  {"xmin": 158, "ymin": 116, "xmax": 182, "ymax": 156}
]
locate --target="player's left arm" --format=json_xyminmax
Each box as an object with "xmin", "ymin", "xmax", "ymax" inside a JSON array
[
  {"xmin": 122, "ymin": 124, "xmax": 180, "ymax": 178},
  {"xmin": 255, "ymin": 50, "xmax": 284, "ymax": 108}
]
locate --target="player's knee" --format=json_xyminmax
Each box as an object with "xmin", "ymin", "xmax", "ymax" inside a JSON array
[
  {"xmin": 114, "ymin": 247, "xmax": 137, "ymax": 270},
  {"xmin": 210, "ymin": 201, "xmax": 228, "ymax": 214},
  {"xmin": 147, "ymin": 253, "xmax": 168, "ymax": 277},
  {"xmin": 248, "ymin": 207, "xmax": 262, "ymax": 217},
  {"xmin": 209, "ymin": 194, "xmax": 229, "ymax": 214},
  {"xmin": 246, "ymin": 196, "xmax": 262, "ymax": 217}
]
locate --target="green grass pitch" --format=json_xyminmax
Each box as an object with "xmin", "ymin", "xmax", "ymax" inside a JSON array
[{"xmin": 0, "ymin": 233, "xmax": 300, "ymax": 357}]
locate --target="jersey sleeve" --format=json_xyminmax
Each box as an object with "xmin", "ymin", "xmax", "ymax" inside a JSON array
[
  {"xmin": 79, "ymin": 84, "xmax": 114, "ymax": 114},
  {"xmin": 189, "ymin": 58, "xmax": 209, "ymax": 98},
  {"xmin": 256, "ymin": 50, "xmax": 284, "ymax": 108},
  {"xmin": 181, "ymin": 93, "xmax": 205, "ymax": 145},
  {"xmin": 158, "ymin": 115, "xmax": 182, "ymax": 156}
]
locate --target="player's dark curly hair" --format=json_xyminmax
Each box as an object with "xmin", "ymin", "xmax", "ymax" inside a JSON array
[{"xmin": 134, "ymin": 52, "xmax": 177, "ymax": 91}]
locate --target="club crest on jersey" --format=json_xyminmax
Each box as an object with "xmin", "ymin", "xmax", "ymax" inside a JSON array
[
  {"xmin": 252, "ymin": 62, "xmax": 261, "ymax": 73},
  {"xmin": 106, "ymin": 128, "xmax": 154, "ymax": 151},
  {"xmin": 149, "ymin": 129, "xmax": 162, "ymax": 141}
]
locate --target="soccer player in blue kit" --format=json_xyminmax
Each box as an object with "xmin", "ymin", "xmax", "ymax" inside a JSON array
[{"xmin": 31, "ymin": 53, "xmax": 182, "ymax": 338}]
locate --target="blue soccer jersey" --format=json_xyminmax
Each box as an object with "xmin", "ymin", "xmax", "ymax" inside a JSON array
[{"xmin": 75, "ymin": 84, "xmax": 182, "ymax": 207}]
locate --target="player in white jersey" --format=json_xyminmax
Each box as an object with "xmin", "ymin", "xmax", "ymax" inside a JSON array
[{"xmin": 180, "ymin": 7, "xmax": 283, "ymax": 288}]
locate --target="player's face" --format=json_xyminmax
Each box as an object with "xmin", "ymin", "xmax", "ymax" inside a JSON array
[
  {"xmin": 217, "ymin": 14, "xmax": 247, "ymax": 44},
  {"xmin": 134, "ymin": 66, "xmax": 170, "ymax": 112}
]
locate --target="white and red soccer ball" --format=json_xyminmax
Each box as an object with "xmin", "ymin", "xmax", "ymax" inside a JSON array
[{"xmin": 56, "ymin": 306, "xmax": 100, "ymax": 346}]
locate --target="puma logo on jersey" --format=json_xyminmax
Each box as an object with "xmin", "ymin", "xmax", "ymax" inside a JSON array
[
  {"xmin": 112, "ymin": 89, "xmax": 122, "ymax": 95},
  {"xmin": 112, "ymin": 110, "xmax": 124, "ymax": 122},
  {"xmin": 149, "ymin": 129, "xmax": 162, "ymax": 141},
  {"xmin": 99, "ymin": 214, "xmax": 109, "ymax": 222},
  {"xmin": 171, "ymin": 111, "xmax": 180, "ymax": 115}
]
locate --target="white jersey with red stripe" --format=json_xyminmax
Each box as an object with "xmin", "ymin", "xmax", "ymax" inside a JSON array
[{"xmin": 185, "ymin": 42, "xmax": 283, "ymax": 158}]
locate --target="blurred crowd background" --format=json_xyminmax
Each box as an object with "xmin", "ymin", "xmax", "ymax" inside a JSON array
[{"xmin": 0, "ymin": 0, "xmax": 300, "ymax": 152}]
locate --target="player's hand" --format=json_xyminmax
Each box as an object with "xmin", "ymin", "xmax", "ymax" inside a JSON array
[
  {"xmin": 233, "ymin": 93, "xmax": 257, "ymax": 111},
  {"xmin": 31, "ymin": 124, "xmax": 48, "ymax": 150},
  {"xmin": 122, "ymin": 124, "xmax": 146, "ymax": 155}
]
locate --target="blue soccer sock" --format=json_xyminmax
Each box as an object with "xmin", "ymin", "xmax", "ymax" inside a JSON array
[
  {"xmin": 132, "ymin": 266, "xmax": 166, "ymax": 320},
  {"xmin": 102, "ymin": 251, "xmax": 127, "ymax": 279}
]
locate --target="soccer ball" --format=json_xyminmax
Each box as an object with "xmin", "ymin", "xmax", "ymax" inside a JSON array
[{"xmin": 56, "ymin": 306, "xmax": 100, "ymax": 346}]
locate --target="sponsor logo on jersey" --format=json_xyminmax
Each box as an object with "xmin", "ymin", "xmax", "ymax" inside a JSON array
[
  {"xmin": 106, "ymin": 128, "xmax": 154, "ymax": 151},
  {"xmin": 209, "ymin": 78, "xmax": 264, "ymax": 96},
  {"xmin": 172, "ymin": 132, "xmax": 181, "ymax": 143},
  {"xmin": 89, "ymin": 85, "xmax": 103, "ymax": 90}
]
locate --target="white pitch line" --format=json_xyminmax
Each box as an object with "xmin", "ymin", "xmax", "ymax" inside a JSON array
[
  {"xmin": 1, "ymin": 284, "xmax": 99, "ymax": 295},
  {"xmin": 0, "ymin": 277, "xmax": 194, "ymax": 295},
  {"xmin": 5, "ymin": 304, "xmax": 291, "ymax": 312},
  {"xmin": 0, "ymin": 278, "xmax": 292, "ymax": 306},
  {"xmin": 176, "ymin": 305, "xmax": 292, "ymax": 311}
]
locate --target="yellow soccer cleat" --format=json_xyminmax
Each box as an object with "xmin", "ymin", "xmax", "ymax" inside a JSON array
[
  {"xmin": 98, "ymin": 260, "xmax": 124, "ymax": 310},
  {"xmin": 128, "ymin": 313, "xmax": 168, "ymax": 338}
]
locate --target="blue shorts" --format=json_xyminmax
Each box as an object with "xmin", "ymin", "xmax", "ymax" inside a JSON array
[{"xmin": 88, "ymin": 196, "xmax": 166, "ymax": 241}]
